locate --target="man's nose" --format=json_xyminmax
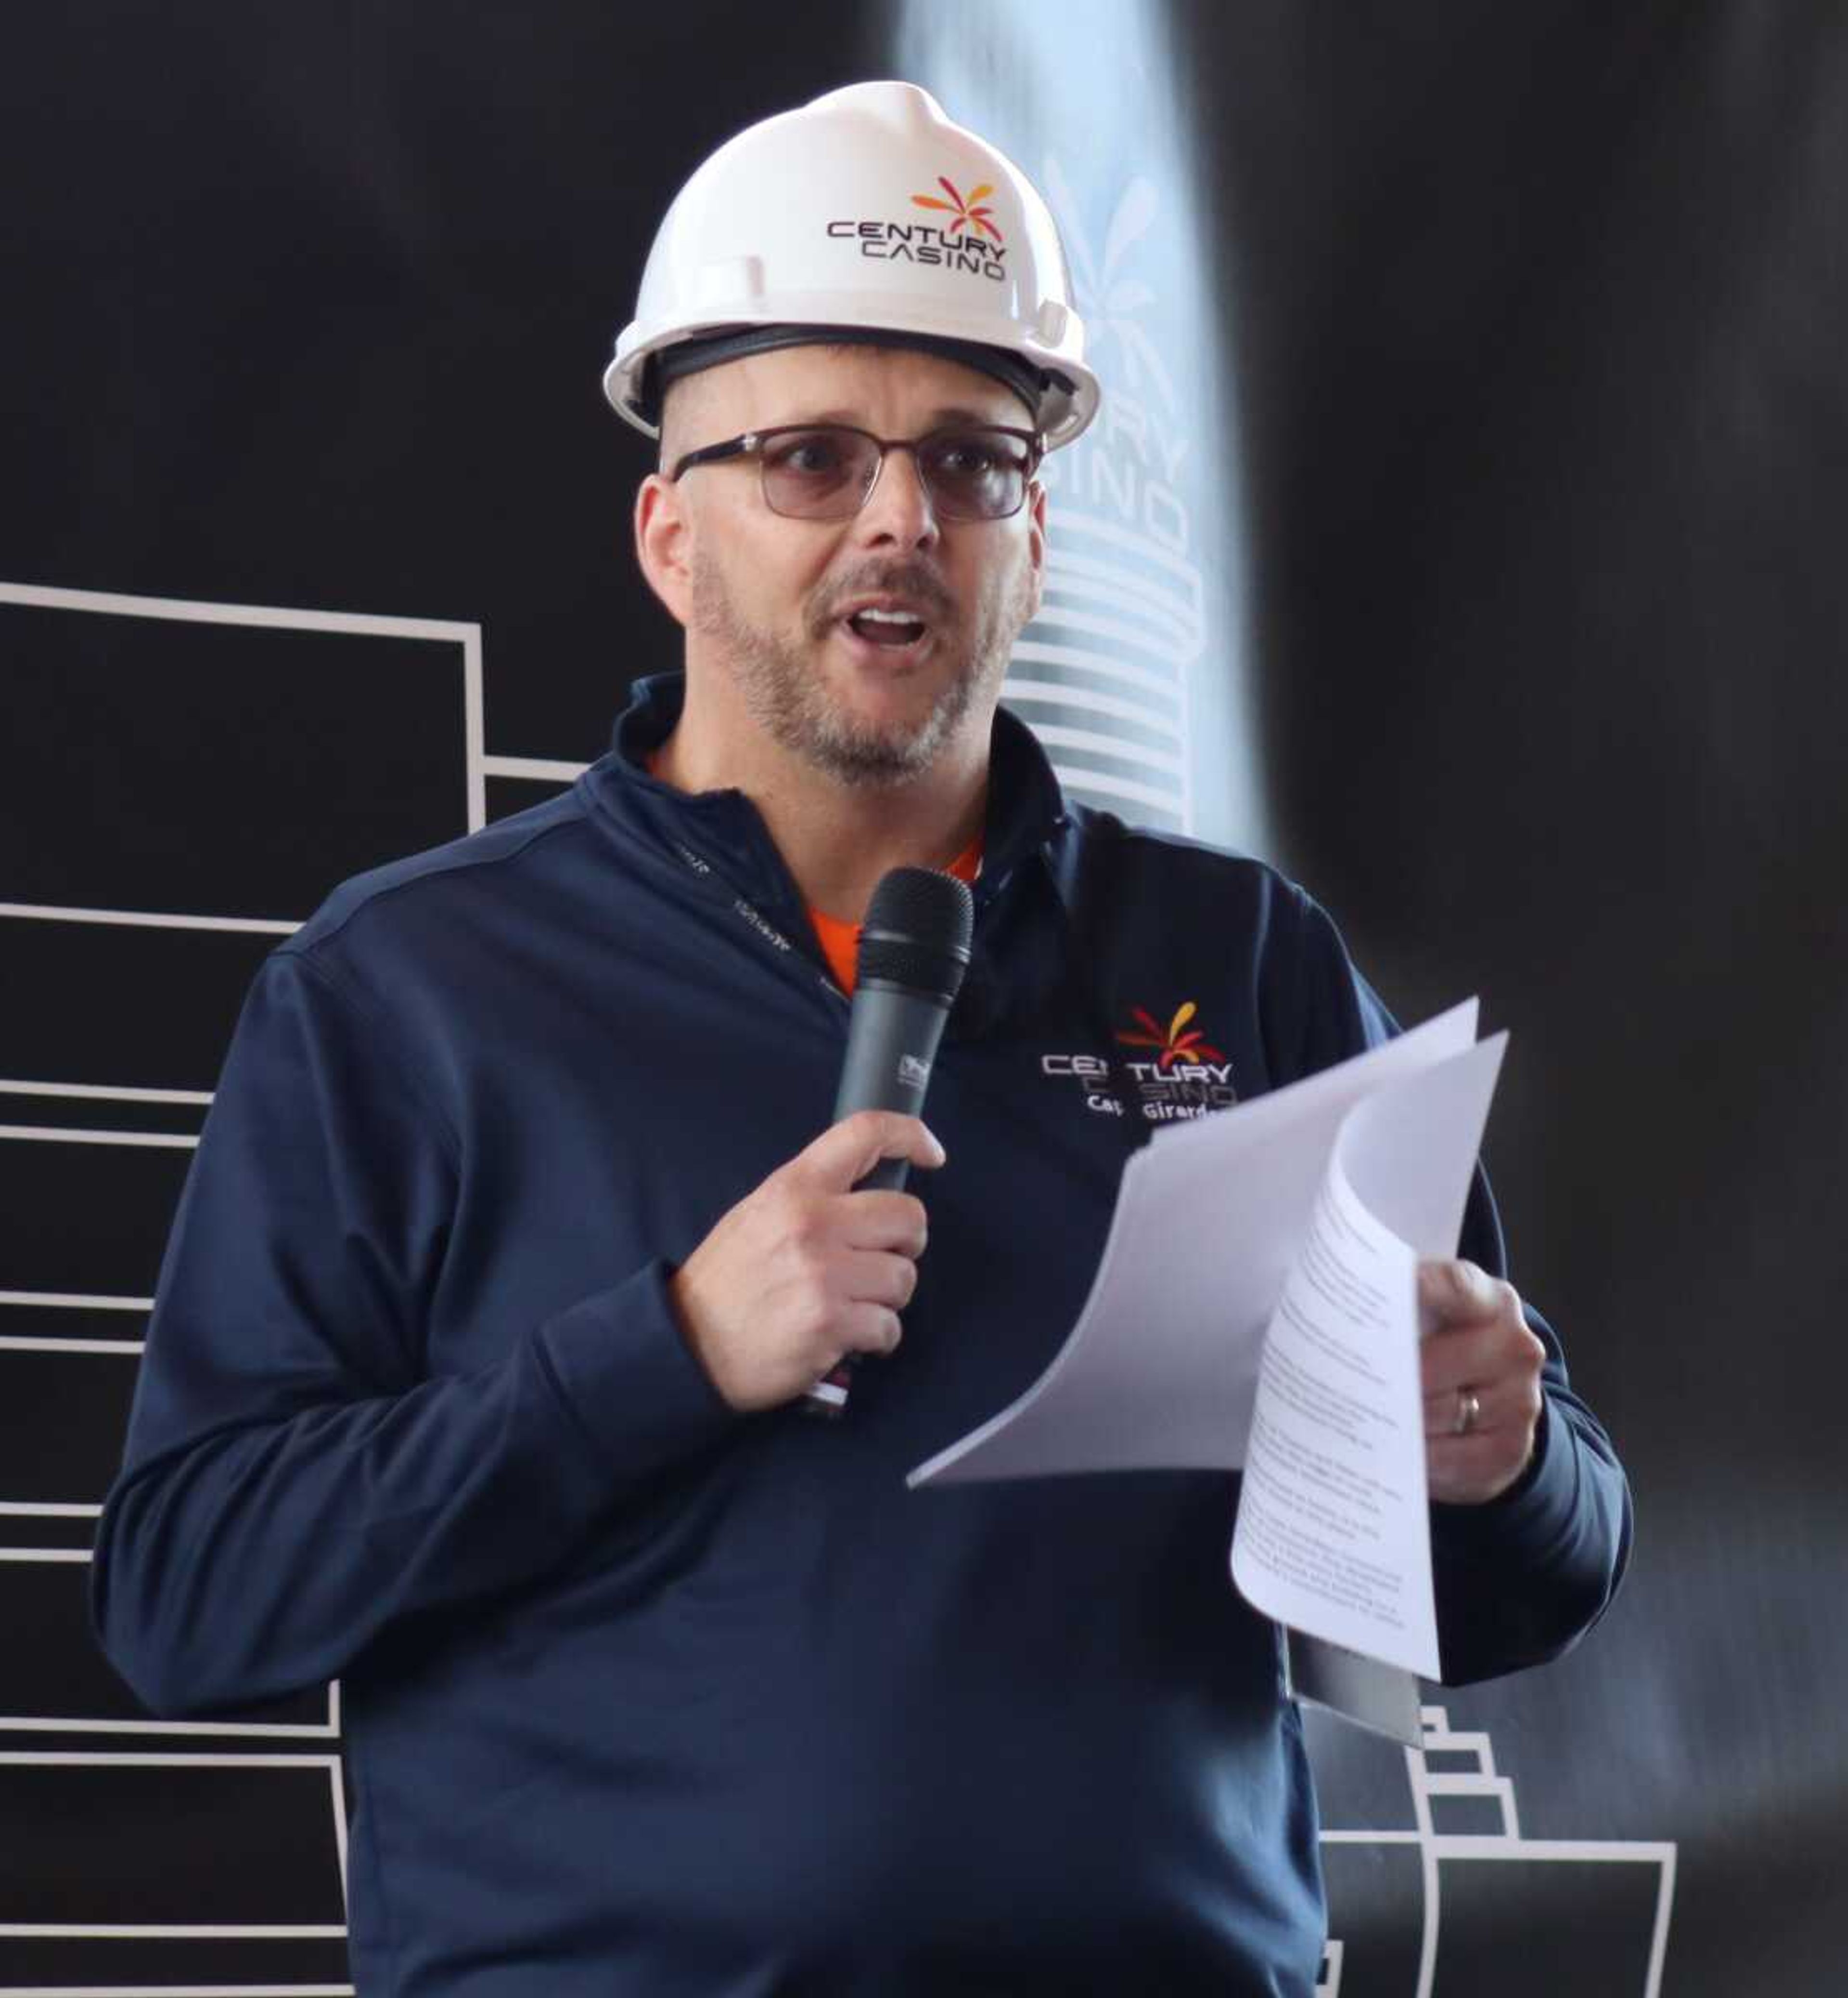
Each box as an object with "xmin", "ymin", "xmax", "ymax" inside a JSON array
[{"xmin": 852, "ymin": 444, "xmax": 940, "ymax": 549}]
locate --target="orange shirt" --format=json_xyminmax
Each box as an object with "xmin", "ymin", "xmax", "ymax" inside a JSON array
[
  {"xmin": 642, "ymin": 753, "xmax": 980, "ymax": 994},
  {"xmin": 809, "ymin": 835, "xmax": 982, "ymax": 994}
]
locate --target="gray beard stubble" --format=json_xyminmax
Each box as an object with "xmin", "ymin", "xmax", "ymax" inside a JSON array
[{"xmin": 690, "ymin": 553, "xmax": 1026, "ymax": 788}]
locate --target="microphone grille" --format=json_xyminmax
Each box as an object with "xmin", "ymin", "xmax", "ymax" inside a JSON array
[{"xmin": 857, "ymin": 866, "xmax": 975, "ymax": 1000}]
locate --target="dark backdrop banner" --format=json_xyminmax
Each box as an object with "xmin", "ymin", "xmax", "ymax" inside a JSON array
[{"xmin": 4, "ymin": 4, "xmax": 1844, "ymax": 1993}]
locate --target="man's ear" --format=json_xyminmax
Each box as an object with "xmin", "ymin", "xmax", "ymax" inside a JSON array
[
  {"xmin": 1023, "ymin": 477, "xmax": 1049, "ymax": 620},
  {"xmin": 634, "ymin": 473, "xmax": 694, "ymax": 628}
]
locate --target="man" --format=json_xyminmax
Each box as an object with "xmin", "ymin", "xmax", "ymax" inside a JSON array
[{"xmin": 93, "ymin": 83, "xmax": 1630, "ymax": 1996}]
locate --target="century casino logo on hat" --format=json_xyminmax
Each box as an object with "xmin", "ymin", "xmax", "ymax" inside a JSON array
[
  {"xmin": 825, "ymin": 172, "xmax": 1009, "ymax": 281},
  {"xmin": 911, "ymin": 176, "xmax": 1003, "ymax": 243}
]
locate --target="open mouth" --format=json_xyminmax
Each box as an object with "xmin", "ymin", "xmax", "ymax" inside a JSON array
[{"xmin": 845, "ymin": 607, "xmax": 930, "ymax": 649}]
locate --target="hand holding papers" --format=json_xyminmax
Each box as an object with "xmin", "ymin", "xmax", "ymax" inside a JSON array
[{"xmin": 908, "ymin": 1003, "xmax": 1508, "ymax": 1681}]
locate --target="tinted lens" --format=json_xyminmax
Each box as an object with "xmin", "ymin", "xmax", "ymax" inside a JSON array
[
  {"xmin": 759, "ymin": 428, "xmax": 880, "ymax": 518},
  {"xmin": 917, "ymin": 427, "xmax": 1032, "ymax": 520}
]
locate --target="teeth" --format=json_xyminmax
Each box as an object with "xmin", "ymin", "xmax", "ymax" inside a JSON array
[{"xmin": 857, "ymin": 607, "xmax": 920, "ymax": 624}]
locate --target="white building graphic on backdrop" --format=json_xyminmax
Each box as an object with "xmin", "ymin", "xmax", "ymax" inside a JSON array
[
  {"xmin": 1005, "ymin": 164, "xmax": 1202, "ymax": 833},
  {"xmin": 1314, "ymin": 1706, "xmax": 1675, "ymax": 1998}
]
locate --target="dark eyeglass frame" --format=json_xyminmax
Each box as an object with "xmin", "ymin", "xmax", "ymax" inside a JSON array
[{"xmin": 666, "ymin": 422, "xmax": 1045, "ymax": 522}]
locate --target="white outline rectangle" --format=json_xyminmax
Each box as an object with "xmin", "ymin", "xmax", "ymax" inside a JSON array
[
  {"xmin": 0, "ymin": 1676, "xmax": 339, "ymax": 1744},
  {"xmin": 0, "ymin": 1339, "xmax": 139, "ymax": 1531},
  {"xmin": 1, "ymin": 1121, "xmax": 192, "ymax": 1328},
  {"xmin": 0, "ymin": 577, "xmax": 486, "ymax": 880},
  {"xmin": 0, "ymin": 1751, "xmax": 348, "ymax": 1940},
  {"xmin": 0, "ymin": 1337, "xmax": 337, "ymax": 1739}
]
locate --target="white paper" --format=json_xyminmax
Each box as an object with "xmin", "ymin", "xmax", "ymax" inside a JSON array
[
  {"xmin": 1229, "ymin": 1155, "xmax": 1437, "ymax": 1675},
  {"xmin": 906, "ymin": 1004, "xmax": 1507, "ymax": 1684},
  {"xmin": 906, "ymin": 1001, "xmax": 1482, "ymax": 1487},
  {"xmin": 1227, "ymin": 1036, "xmax": 1506, "ymax": 1675}
]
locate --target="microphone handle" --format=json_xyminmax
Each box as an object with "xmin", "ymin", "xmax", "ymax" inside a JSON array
[
  {"xmin": 851, "ymin": 1155, "xmax": 911, "ymax": 1194},
  {"xmin": 830, "ymin": 985, "xmax": 950, "ymax": 1122},
  {"xmin": 803, "ymin": 981, "xmax": 952, "ymax": 1418}
]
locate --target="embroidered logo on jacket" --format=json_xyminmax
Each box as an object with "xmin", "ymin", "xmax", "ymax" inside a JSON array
[
  {"xmin": 1040, "ymin": 1002, "xmax": 1237, "ymax": 1123},
  {"xmin": 1115, "ymin": 1001, "xmax": 1224, "ymax": 1073}
]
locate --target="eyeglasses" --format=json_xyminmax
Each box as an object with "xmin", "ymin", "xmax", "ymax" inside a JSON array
[{"xmin": 667, "ymin": 423, "xmax": 1043, "ymax": 522}]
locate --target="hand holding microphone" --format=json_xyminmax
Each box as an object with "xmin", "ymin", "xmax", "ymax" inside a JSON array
[
  {"xmin": 668, "ymin": 867, "xmax": 973, "ymax": 1417},
  {"xmin": 804, "ymin": 866, "xmax": 974, "ymax": 1413},
  {"xmin": 668, "ymin": 1109, "xmax": 944, "ymax": 1413}
]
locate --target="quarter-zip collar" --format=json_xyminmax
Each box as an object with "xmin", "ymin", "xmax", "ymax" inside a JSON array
[
  {"xmin": 582, "ymin": 671, "xmax": 1074, "ymax": 932},
  {"xmin": 592, "ymin": 673, "xmax": 815, "ymax": 932}
]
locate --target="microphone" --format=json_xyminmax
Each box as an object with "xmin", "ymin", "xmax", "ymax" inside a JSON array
[{"xmin": 802, "ymin": 865, "xmax": 975, "ymax": 1418}]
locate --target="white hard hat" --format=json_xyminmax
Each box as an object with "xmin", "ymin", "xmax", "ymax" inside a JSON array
[{"xmin": 604, "ymin": 81, "xmax": 1100, "ymax": 450}]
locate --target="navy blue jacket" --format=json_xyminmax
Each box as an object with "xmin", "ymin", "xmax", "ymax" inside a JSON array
[{"xmin": 92, "ymin": 676, "xmax": 1630, "ymax": 1996}]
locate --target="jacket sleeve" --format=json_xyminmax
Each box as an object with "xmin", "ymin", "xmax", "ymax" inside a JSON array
[
  {"xmin": 90, "ymin": 947, "xmax": 737, "ymax": 1717},
  {"xmin": 1427, "ymin": 1175, "xmax": 1632, "ymax": 1684},
  {"xmin": 1273, "ymin": 886, "xmax": 1633, "ymax": 1686}
]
